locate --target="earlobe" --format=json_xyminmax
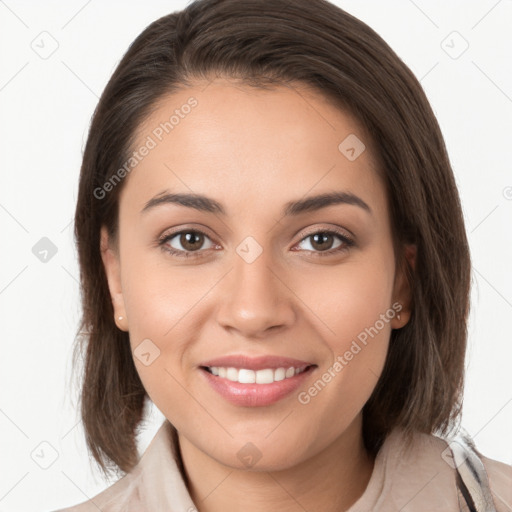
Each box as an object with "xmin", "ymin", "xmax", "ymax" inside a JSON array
[
  {"xmin": 100, "ymin": 226, "xmax": 128, "ymax": 331},
  {"xmin": 392, "ymin": 243, "xmax": 416, "ymax": 329}
]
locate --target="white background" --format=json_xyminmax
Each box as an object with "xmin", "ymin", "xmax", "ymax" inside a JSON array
[{"xmin": 0, "ymin": 1, "xmax": 511, "ymax": 510}]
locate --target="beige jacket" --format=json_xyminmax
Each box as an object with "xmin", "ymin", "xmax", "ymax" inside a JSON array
[{"xmin": 54, "ymin": 419, "xmax": 512, "ymax": 511}]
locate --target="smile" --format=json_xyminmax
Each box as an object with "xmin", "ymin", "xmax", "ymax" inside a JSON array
[
  {"xmin": 199, "ymin": 355, "xmax": 317, "ymax": 407},
  {"xmin": 204, "ymin": 366, "xmax": 309, "ymax": 384}
]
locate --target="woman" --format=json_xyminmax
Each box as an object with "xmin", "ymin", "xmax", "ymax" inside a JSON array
[{"xmin": 55, "ymin": 0, "xmax": 512, "ymax": 510}]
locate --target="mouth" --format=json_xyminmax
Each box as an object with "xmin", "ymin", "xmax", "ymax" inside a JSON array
[
  {"xmin": 199, "ymin": 355, "xmax": 317, "ymax": 407},
  {"xmin": 201, "ymin": 364, "xmax": 312, "ymax": 384}
]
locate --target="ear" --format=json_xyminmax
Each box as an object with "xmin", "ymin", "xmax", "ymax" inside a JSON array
[
  {"xmin": 391, "ymin": 243, "xmax": 416, "ymax": 330},
  {"xmin": 100, "ymin": 226, "xmax": 128, "ymax": 331}
]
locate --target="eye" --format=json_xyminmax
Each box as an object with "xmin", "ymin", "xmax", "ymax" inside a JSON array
[
  {"xmin": 294, "ymin": 229, "xmax": 355, "ymax": 256},
  {"xmin": 158, "ymin": 227, "xmax": 355, "ymax": 259},
  {"xmin": 159, "ymin": 229, "xmax": 216, "ymax": 258}
]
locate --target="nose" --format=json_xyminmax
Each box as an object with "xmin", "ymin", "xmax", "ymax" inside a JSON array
[{"xmin": 216, "ymin": 246, "xmax": 296, "ymax": 339}]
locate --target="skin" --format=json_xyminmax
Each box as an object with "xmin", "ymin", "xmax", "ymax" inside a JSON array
[{"xmin": 101, "ymin": 78, "xmax": 415, "ymax": 512}]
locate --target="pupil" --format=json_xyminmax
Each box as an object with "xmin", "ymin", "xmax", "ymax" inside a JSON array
[
  {"xmin": 312, "ymin": 233, "xmax": 333, "ymax": 251},
  {"xmin": 182, "ymin": 232, "xmax": 203, "ymax": 250}
]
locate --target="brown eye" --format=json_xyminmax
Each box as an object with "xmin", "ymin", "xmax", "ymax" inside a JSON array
[
  {"xmin": 309, "ymin": 232, "xmax": 336, "ymax": 251},
  {"xmin": 296, "ymin": 230, "xmax": 354, "ymax": 254},
  {"xmin": 159, "ymin": 229, "xmax": 216, "ymax": 257},
  {"xmin": 178, "ymin": 231, "xmax": 205, "ymax": 251}
]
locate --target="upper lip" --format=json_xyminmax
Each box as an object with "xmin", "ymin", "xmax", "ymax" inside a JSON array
[{"xmin": 200, "ymin": 354, "xmax": 315, "ymax": 371}]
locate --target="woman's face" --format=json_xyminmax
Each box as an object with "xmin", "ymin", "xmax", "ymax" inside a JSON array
[{"xmin": 101, "ymin": 78, "xmax": 413, "ymax": 471}]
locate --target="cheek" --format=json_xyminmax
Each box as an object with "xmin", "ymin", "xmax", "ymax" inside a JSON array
[
  {"xmin": 121, "ymin": 248, "xmax": 211, "ymax": 339},
  {"xmin": 295, "ymin": 250, "xmax": 395, "ymax": 415},
  {"xmin": 119, "ymin": 250, "xmax": 220, "ymax": 408},
  {"xmin": 305, "ymin": 250, "xmax": 396, "ymax": 352}
]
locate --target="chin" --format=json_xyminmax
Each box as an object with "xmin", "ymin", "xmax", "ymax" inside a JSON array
[{"xmin": 200, "ymin": 429, "xmax": 318, "ymax": 473}]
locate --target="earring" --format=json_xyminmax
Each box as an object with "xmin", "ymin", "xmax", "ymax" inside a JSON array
[
  {"xmin": 397, "ymin": 313, "xmax": 401, "ymax": 320},
  {"xmin": 118, "ymin": 316, "xmax": 123, "ymax": 321}
]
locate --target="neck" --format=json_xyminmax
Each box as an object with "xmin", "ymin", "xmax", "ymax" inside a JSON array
[{"xmin": 177, "ymin": 414, "xmax": 374, "ymax": 512}]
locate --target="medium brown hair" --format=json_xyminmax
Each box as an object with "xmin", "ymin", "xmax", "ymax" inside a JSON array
[{"xmin": 72, "ymin": 0, "xmax": 471, "ymax": 479}]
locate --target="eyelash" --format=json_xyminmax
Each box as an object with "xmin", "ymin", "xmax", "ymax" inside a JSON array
[{"xmin": 157, "ymin": 227, "xmax": 355, "ymax": 259}]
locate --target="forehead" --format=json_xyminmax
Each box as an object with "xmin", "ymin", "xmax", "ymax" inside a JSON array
[{"xmin": 121, "ymin": 79, "xmax": 386, "ymax": 218}]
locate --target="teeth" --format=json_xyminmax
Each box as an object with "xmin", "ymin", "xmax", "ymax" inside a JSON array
[
  {"xmin": 239, "ymin": 369, "xmax": 256, "ymax": 384},
  {"xmin": 274, "ymin": 368, "xmax": 286, "ymax": 381},
  {"xmin": 226, "ymin": 367, "xmax": 238, "ymax": 381},
  {"xmin": 255, "ymin": 369, "xmax": 274, "ymax": 384},
  {"xmin": 207, "ymin": 365, "xmax": 308, "ymax": 384}
]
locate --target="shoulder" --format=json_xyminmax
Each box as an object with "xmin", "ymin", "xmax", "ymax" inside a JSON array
[
  {"xmin": 383, "ymin": 429, "xmax": 461, "ymax": 511},
  {"xmin": 51, "ymin": 466, "xmax": 144, "ymax": 512},
  {"xmin": 51, "ymin": 420, "xmax": 193, "ymax": 512},
  {"xmin": 443, "ymin": 429, "xmax": 512, "ymax": 512},
  {"xmin": 479, "ymin": 453, "xmax": 512, "ymax": 511},
  {"xmin": 374, "ymin": 428, "xmax": 512, "ymax": 511}
]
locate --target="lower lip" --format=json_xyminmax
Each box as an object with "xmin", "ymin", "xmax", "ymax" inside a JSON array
[{"xmin": 200, "ymin": 366, "xmax": 315, "ymax": 407}]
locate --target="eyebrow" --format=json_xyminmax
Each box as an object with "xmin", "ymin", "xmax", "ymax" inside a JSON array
[{"xmin": 141, "ymin": 190, "xmax": 372, "ymax": 217}]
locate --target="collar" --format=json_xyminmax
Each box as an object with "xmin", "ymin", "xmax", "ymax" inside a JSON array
[{"xmin": 98, "ymin": 419, "xmax": 460, "ymax": 511}]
